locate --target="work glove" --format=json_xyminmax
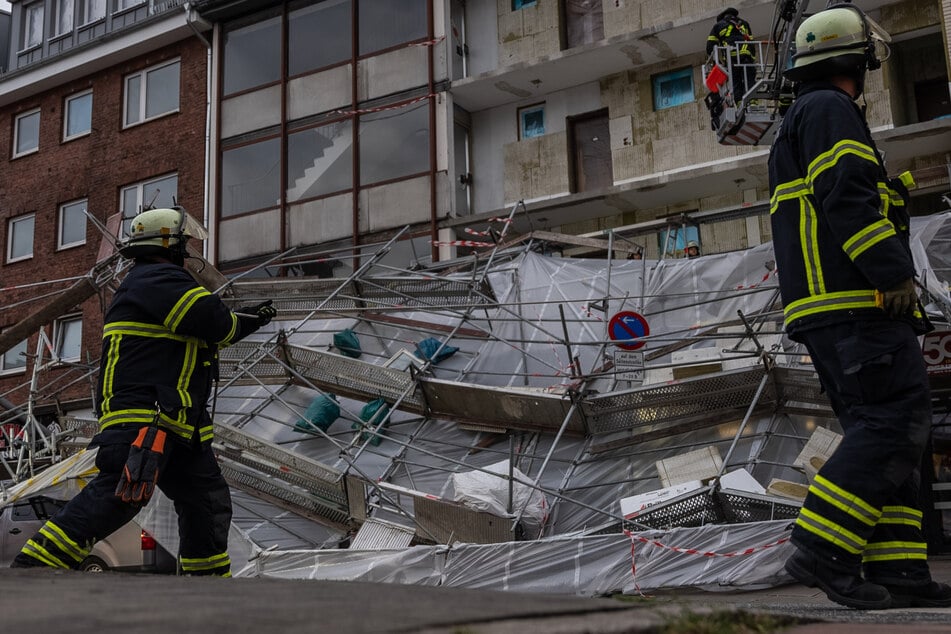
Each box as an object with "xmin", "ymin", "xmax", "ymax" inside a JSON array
[
  {"xmin": 879, "ymin": 278, "xmax": 917, "ymax": 318},
  {"xmin": 115, "ymin": 426, "xmax": 167, "ymax": 504},
  {"xmin": 235, "ymin": 299, "xmax": 277, "ymax": 327}
]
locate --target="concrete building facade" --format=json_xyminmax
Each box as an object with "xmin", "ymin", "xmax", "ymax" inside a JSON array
[
  {"xmin": 447, "ymin": 0, "xmax": 951, "ymax": 259},
  {"xmin": 1, "ymin": 0, "xmax": 949, "ymax": 413}
]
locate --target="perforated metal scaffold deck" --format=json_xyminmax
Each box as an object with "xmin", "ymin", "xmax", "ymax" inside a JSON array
[
  {"xmin": 227, "ymin": 276, "xmax": 496, "ymax": 319},
  {"xmin": 584, "ymin": 365, "xmax": 831, "ymax": 451},
  {"xmin": 219, "ymin": 338, "xmax": 830, "ymax": 443},
  {"xmin": 212, "ymin": 424, "xmax": 350, "ymax": 527}
]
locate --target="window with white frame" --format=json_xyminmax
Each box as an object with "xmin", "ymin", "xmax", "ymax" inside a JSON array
[
  {"xmin": 0, "ymin": 336, "xmax": 28, "ymax": 374},
  {"xmin": 13, "ymin": 109, "xmax": 40, "ymax": 157},
  {"xmin": 119, "ymin": 173, "xmax": 178, "ymax": 236},
  {"xmin": 54, "ymin": 316, "xmax": 82, "ymax": 362},
  {"xmin": 81, "ymin": 0, "xmax": 105, "ymax": 24},
  {"xmin": 116, "ymin": 0, "xmax": 145, "ymax": 11},
  {"xmin": 53, "ymin": 0, "xmax": 75, "ymax": 36},
  {"xmin": 7, "ymin": 214, "xmax": 35, "ymax": 262},
  {"xmin": 58, "ymin": 199, "xmax": 87, "ymax": 249},
  {"xmin": 64, "ymin": 90, "xmax": 93, "ymax": 140},
  {"xmin": 123, "ymin": 59, "xmax": 180, "ymax": 127},
  {"xmin": 22, "ymin": 2, "xmax": 45, "ymax": 49}
]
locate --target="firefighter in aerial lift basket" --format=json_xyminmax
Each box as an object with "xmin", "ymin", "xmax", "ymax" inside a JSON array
[{"xmin": 706, "ymin": 8, "xmax": 756, "ymax": 106}]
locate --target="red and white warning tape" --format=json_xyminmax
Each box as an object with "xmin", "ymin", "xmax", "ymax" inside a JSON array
[
  {"xmin": 334, "ymin": 93, "xmax": 433, "ymax": 117},
  {"xmin": 431, "ymin": 240, "xmax": 494, "ymax": 248},
  {"xmin": 623, "ymin": 529, "xmax": 790, "ymax": 597},
  {"xmin": 409, "ymin": 35, "xmax": 446, "ymax": 47},
  {"xmin": 735, "ymin": 268, "xmax": 778, "ymax": 290}
]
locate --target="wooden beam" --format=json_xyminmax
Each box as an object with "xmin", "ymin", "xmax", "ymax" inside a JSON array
[{"xmin": 0, "ymin": 277, "xmax": 98, "ymax": 357}]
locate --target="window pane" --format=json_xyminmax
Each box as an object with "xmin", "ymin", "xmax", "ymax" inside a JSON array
[
  {"xmin": 57, "ymin": 318, "xmax": 82, "ymax": 360},
  {"xmin": 125, "ymin": 75, "xmax": 141, "ymax": 125},
  {"xmin": 55, "ymin": 0, "xmax": 74, "ymax": 35},
  {"xmin": 145, "ymin": 62, "xmax": 180, "ymax": 119},
  {"xmin": 223, "ymin": 17, "xmax": 281, "ymax": 95},
  {"xmin": 653, "ymin": 68, "xmax": 694, "ymax": 110},
  {"xmin": 143, "ymin": 174, "xmax": 178, "ymax": 210},
  {"xmin": 359, "ymin": 102, "xmax": 430, "ymax": 185},
  {"xmin": 287, "ymin": 120, "xmax": 353, "ymax": 201},
  {"xmin": 15, "ymin": 112, "xmax": 39, "ymax": 155},
  {"xmin": 9, "ymin": 215, "xmax": 35, "ymax": 260},
  {"xmin": 658, "ymin": 225, "xmax": 700, "ymax": 257},
  {"xmin": 519, "ymin": 105, "xmax": 545, "ymax": 139},
  {"xmin": 65, "ymin": 92, "xmax": 92, "ymax": 138},
  {"xmin": 24, "ymin": 3, "xmax": 44, "ymax": 48},
  {"xmin": 222, "ymin": 138, "xmax": 281, "ymax": 217},
  {"xmin": 2, "ymin": 338, "xmax": 27, "ymax": 371},
  {"xmin": 84, "ymin": 0, "xmax": 105, "ymax": 23},
  {"xmin": 60, "ymin": 201, "xmax": 87, "ymax": 247},
  {"xmin": 358, "ymin": 0, "xmax": 427, "ymax": 56},
  {"xmin": 289, "ymin": 0, "xmax": 351, "ymax": 76}
]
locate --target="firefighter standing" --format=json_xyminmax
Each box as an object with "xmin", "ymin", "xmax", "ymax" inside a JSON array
[
  {"xmin": 706, "ymin": 7, "xmax": 756, "ymax": 104},
  {"xmin": 12, "ymin": 207, "xmax": 276, "ymax": 576},
  {"xmin": 769, "ymin": 6, "xmax": 950, "ymax": 609}
]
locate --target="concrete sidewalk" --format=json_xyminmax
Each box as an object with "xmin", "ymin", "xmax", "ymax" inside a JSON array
[{"xmin": 2, "ymin": 558, "xmax": 951, "ymax": 633}]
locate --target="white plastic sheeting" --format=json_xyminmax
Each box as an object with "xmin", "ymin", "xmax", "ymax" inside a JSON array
[
  {"xmin": 244, "ymin": 520, "xmax": 795, "ymax": 596},
  {"xmin": 450, "ymin": 459, "xmax": 548, "ymax": 526}
]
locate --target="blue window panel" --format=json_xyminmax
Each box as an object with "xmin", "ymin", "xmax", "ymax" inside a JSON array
[
  {"xmin": 658, "ymin": 225, "xmax": 700, "ymax": 257},
  {"xmin": 652, "ymin": 67, "xmax": 694, "ymax": 110},
  {"xmin": 519, "ymin": 105, "xmax": 545, "ymax": 139}
]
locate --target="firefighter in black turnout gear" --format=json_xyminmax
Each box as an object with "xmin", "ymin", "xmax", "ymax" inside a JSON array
[
  {"xmin": 769, "ymin": 6, "xmax": 951, "ymax": 610},
  {"xmin": 706, "ymin": 7, "xmax": 756, "ymax": 105},
  {"xmin": 12, "ymin": 207, "xmax": 277, "ymax": 576}
]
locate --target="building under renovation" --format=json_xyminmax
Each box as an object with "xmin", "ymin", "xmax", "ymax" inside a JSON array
[
  {"xmin": 2, "ymin": 207, "xmax": 951, "ymax": 592},
  {"xmin": 2, "ymin": 0, "xmax": 951, "ymax": 593}
]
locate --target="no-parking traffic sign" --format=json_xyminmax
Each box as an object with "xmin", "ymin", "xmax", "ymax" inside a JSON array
[{"xmin": 608, "ymin": 311, "xmax": 649, "ymax": 351}]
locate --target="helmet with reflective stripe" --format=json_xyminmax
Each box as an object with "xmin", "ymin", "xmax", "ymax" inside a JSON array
[
  {"xmin": 120, "ymin": 207, "xmax": 207, "ymax": 261},
  {"xmin": 785, "ymin": 4, "xmax": 891, "ymax": 83}
]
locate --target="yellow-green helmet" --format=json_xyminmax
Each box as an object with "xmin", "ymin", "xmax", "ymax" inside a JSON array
[
  {"xmin": 120, "ymin": 206, "xmax": 207, "ymax": 260},
  {"xmin": 785, "ymin": 5, "xmax": 891, "ymax": 82}
]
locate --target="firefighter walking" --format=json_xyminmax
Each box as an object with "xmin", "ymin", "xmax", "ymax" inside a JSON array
[
  {"xmin": 11, "ymin": 207, "xmax": 276, "ymax": 576},
  {"xmin": 768, "ymin": 5, "xmax": 951, "ymax": 610}
]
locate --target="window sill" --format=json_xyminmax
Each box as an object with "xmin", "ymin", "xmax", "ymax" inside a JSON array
[
  {"xmin": 121, "ymin": 108, "xmax": 180, "ymax": 130},
  {"xmin": 11, "ymin": 148, "xmax": 39, "ymax": 160},
  {"xmin": 63, "ymin": 130, "xmax": 92, "ymax": 143},
  {"xmin": 56, "ymin": 241, "xmax": 87, "ymax": 251},
  {"xmin": 5, "ymin": 254, "xmax": 34, "ymax": 264}
]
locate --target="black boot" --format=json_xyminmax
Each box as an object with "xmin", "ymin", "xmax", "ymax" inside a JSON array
[
  {"xmin": 785, "ymin": 549, "xmax": 892, "ymax": 610},
  {"xmin": 879, "ymin": 581, "xmax": 951, "ymax": 608}
]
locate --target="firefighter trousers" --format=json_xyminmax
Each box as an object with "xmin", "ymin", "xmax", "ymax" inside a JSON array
[
  {"xmin": 14, "ymin": 428, "xmax": 232, "ymax": 576},
  {"xmin": 793, "ymin": 320, "xmax": 933, "ymax": 585}
]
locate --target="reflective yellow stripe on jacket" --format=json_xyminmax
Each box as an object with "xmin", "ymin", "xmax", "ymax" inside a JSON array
[
  {"xmin": 769, "ymin": 138, "xmax": 896, "ymax": 329},
  {"xmin": 99, "ymin": 320, "xmax": 206, "ymax": 440}
]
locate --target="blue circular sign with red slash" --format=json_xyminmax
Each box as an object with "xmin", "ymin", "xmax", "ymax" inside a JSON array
[{"xmin": 608, "ymin": 311, "xmax": 650, "ymax": 350}]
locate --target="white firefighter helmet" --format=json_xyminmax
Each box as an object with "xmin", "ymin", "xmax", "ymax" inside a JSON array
[
  {"xmin": 120, "ymin": 207, "xmax": 207, "ymax": 259},
  {"xmin": 785, "ymin": 5, "xmax": 891, "ymax": 82}
]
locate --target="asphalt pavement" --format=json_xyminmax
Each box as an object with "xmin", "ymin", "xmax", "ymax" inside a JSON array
[{"xmin": 3, "ymin": 558, "xmax": 951, "ymax": 633}]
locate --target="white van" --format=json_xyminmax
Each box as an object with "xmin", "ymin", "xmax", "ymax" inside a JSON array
[{"xmin": 0, "ymin": 495, "xmax": 176, "ymax": 573}]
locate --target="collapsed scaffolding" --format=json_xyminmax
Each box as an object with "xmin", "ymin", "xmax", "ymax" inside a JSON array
[{"xmin": 3, "ymin": 206, "xmax": 951, "ymax": 591}]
